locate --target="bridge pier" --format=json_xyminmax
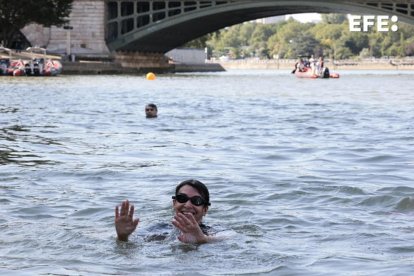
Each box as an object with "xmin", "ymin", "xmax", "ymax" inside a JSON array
[
  {"xmin": 21, "ymin": 0, "xmax": 175, "ymax": 72},
  {"xmin": 22, "ymin": 0, "xmax": 109, "ymax": 56}
]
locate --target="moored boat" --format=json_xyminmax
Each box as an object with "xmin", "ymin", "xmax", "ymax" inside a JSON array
[
  {"xmin": 44, "ymin": 59, "xmax": 63, "ymax": 76},
  {"xmin": 0, "ymin": 46, "xmax": 12, "ymax": 75},
  {"xmin": 8, "ymin": 59, "xmax": 25, "ymax": 76},
  {"xmin": 23, "ymin": 47, "xmax": 63, "ymax": 76},
  {"xmin": 0, "ymin": 46, "xmax": 62, "ymax": 76}
]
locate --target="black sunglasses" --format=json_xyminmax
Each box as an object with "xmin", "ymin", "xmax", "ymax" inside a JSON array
[
  {"xmin": 172, "ymin": 193, "xmax": 210, "ymax": 206},
  {"xmin": 145, "ymin": 108, "xmax": 154, "ymax": 111}
]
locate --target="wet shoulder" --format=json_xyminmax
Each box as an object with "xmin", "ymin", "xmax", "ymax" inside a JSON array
[
  {"xmin": 141, "ymin": 222, "xmax": 218, "ymax": 242},
  {"xmin": 142, "ymin": 222, "xmax": 173, "ymax": 242}
]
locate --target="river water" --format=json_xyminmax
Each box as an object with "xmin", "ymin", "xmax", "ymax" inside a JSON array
[{"xmin": 1, "ymin": 70, "xmax": 414, "ymax": 275}]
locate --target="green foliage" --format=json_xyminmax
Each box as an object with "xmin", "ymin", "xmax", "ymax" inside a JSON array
[
  {"xmin": 342, "ymin": 32, "xmax": 369, "ymax": 55},
  {"xmin": 321, "ymin": 14, "xmax": 347, "ymax": 24},
  {"xmin": 267, "ymin": 20, "xmax": 309, "ymax": 58},
  {"xmin": 290, "ymin": 32, "xmax": 319, "ymax": 58},
  {"xmin": 205, "ymin": 15, "xmax": 414, "ymax": 59},
  {"xmin": 0, "ymin": 0, "xmax": 73, "ymax": 47}
]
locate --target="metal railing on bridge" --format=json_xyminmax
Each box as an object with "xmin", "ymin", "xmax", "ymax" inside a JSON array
[{"xmin": 106, "ymin": 1, "xmax": 235, "ymax": 43}]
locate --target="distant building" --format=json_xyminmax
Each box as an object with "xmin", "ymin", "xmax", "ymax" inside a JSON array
[
  {"xmin": 253, "ymin": 16, "xmax": 285, "ymax": 24},
  {"xmin": 285, "ymin": 13, "xmax": 322, "ymax": 23},
  {"xmin": 166, "ymin": 48, "xmax": 206, "ymax": 64},
  {"xmin": 253, "ymin": 13, "xmax": 322, "ymax": 25}
]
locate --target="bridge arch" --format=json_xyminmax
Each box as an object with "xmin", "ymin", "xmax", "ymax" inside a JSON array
[{"xmin": 105, "ymin": 0, "xmax": 414, "ymax": 53}]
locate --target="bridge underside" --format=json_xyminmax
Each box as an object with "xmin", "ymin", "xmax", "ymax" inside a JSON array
[{"xmin": 106, "ymin": 0, "xmax": 414, "ymax": 53}]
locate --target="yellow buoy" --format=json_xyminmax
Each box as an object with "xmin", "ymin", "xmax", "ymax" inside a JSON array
[{"xmin": 146, "ymin": 72, "xmax": 156, "ymax": 80}]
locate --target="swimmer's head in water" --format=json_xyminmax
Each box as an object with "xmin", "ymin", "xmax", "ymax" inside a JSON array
[{"xmin": 145, "ymin": 103, "xmax": 158, "ymax": 118}]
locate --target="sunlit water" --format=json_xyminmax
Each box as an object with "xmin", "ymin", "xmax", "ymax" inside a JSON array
[{"xmin": 1, "ymin": 70, "xmax": 414, "ymax": 275}]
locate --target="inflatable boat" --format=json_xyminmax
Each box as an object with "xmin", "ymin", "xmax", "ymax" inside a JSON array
[
  {"xmin": 0, "ymin": 46, "xmax": 62, "ymax": 76},
  {"xmin": 294, "ymin": 67, "xmax": 339, "ymax": 79}
]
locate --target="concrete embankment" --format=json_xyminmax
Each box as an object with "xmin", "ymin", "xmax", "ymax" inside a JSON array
[
  {"xmin": 61, "ymin": 61, "xmax": 128, "ymax": 75},
  {"xmin": 61, "ymin": 60, "xmax": 225, "ymax": 74},
  {"xmin": 174, "ymin": 63, "xmax": 225, "ymax": 72},
  {"xmin": 62, "ymin": 52, "xmax": 173, "ymax": 74}
]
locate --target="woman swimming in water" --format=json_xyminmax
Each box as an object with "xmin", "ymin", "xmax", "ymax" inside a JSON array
[{"xmin": 115, "ymin": 179, "xmax": 219, "ymax": 244}]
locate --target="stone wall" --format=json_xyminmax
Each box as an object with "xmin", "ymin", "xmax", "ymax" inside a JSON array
[
  {"xmin": 114, "ymin": 51, "xmax": 173, "ymax": 72},
  {"xmin": 21, "ymin": 0, "xmax": 109, "ymax": 55}
]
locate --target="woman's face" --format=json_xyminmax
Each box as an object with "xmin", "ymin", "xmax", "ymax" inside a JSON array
[{"xmin": 173, "ymin": 184, "xmax": 208, "ymax": 224}]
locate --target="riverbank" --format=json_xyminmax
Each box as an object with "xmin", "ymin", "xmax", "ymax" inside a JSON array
[
  {"xmin": 61, "ymin": 59, "xmax": 414, "ymax": 75},
  {"xmin": 4, "ymin": 46, "xmax": 412, "ymax": 74},
  {"xmin": 215, "ymin": 58, "xmax": 414, "ymax": 71},
  {"xmin": 1, "ymin": 47, "xmax": 225, "ymax": 75}
]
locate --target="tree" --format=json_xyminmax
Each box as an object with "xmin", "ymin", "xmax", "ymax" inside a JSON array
[
  {"xmin": 342, "ymin": 32, "xmax": 369, "ymax": 55},
  {"xmin": 321, "ymin": 13, "xmax": 347, "ymax": 24},
  {"xmin": 290, "ymin": 31, "xmax": 319, "ymax": 58},
  {"xmin": 309, "ymin": 23, "xmax": 345, "ymax": 58},
  {"xmin": 205, "ymin": 14, "xmax": 414, "ymax": 60},
  {"xmin": 0, "ymin": 0, "xmax": 73, "ymax": 48},
  {"xmin": 405, "ymin": 38, "xmax": 414, "ymax": 56},
  {"xmin": 207, "ymin": 24, "xmax": 244, "ymax": 57},
  {"xmin": 248, "ymin": 24, "xmax": 277, "ymax": 58},
  {"xmin": 267, "ymin": 19, "xmax": 309, "ymax": 58}
]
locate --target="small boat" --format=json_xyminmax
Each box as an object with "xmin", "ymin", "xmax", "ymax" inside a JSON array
[
  {"xmin": 8, "ymin": 59, "xmax": 25, "ymax": 76},
  {"xmin": 294, "ymin": 67, "xmax": 339, "ymax": 79},
  {"xmin": 0, "ymin": 46, "xmax": 25, "ymax": 76},
  {"xmin": 0, "ymin": 46, "xmax": 12, "ymax": 75},
  {"xmin": 0, "ymin": 46, "xmax": 62, "ymax": 76},
  {"xmin": 23, "ymin": 47, "xmax": 63, "ymax": 76}
]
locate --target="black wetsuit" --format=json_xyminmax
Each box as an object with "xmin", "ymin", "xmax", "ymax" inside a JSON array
[{"xmin": 141, "ymin": 222, "xmax": 212, "ymax": 242}]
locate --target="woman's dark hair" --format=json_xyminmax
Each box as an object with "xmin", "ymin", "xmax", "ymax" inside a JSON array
[{"xmin": 175, "ymin": 179, "xmax": 210, "ymax": 206}]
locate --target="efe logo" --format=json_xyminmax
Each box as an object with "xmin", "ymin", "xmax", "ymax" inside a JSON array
[{"xmin": 349, "ymin": 15, "xmax": 398, "ymax": 32}]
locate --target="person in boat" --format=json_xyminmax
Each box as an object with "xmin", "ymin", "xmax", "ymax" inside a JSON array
[
  {"xmin": 316, "ymin": 56, "xmax": 325, "ymax": 76},
  {"xmin": 303, "ymin": 58, "xmax": 309, "ymax": 68},
  {"xmin": 294, "ymin": 58, "xmax": 305, "ymax": 72},
  {"xmin": 309, "ymin": 55, "xmax": 316, "ymax": 75},
  {"xmin": 145, "ymin": 103, "xmax": 158, "ymax": 118},
  {"xmin": 115, "ymin": 179, "xmax": 220, "ymax": 244}
]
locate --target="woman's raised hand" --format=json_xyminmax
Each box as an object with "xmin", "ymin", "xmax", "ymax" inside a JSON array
[
  {"xmin": 115, "ymin": 200, "xmax": 139, "ymax": 241},
  {"xmin": 172, "ymin": 212, "xmax": 208, "ymax": 244}
]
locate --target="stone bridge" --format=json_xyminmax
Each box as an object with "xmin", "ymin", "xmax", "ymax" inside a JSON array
[{"xmin": 22, "ymin": 0, "xmax": 414, "ymax": 56}]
